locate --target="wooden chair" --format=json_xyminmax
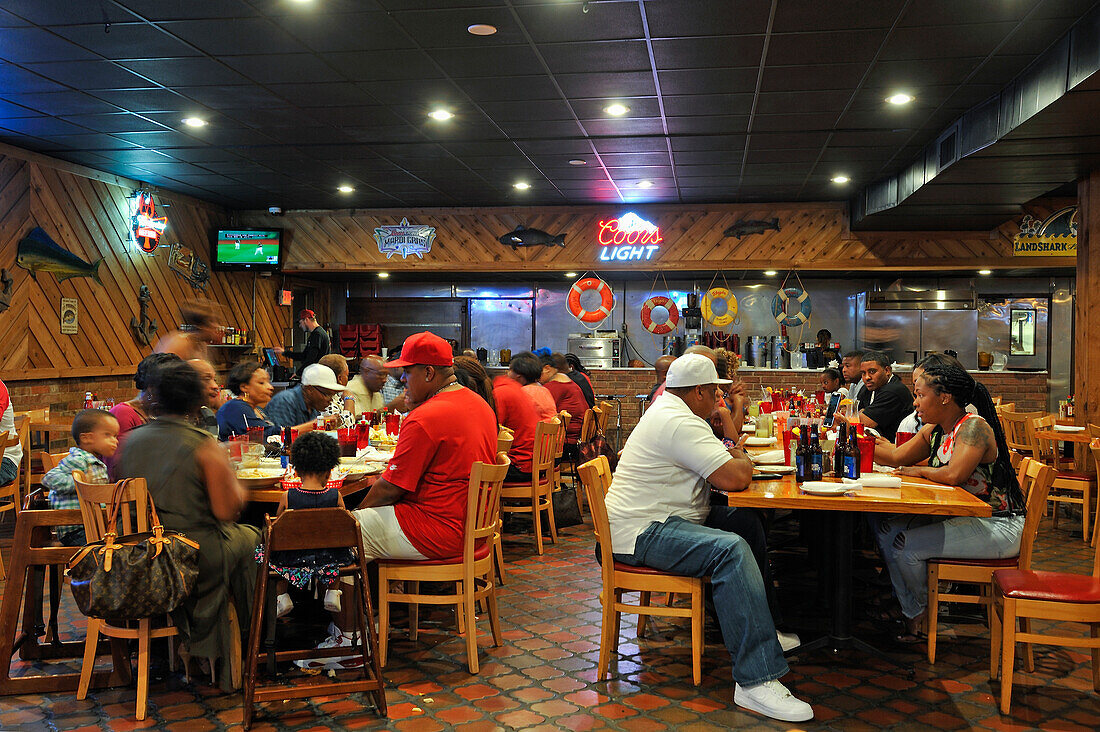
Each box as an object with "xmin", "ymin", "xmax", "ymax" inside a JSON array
[
  {"xmin": 493, "ymin": 430, "xmax": 514, "ymax": 583},
  {"xmin": 995, "ymin": 403, "xmax": 1016, "ymax": 415},
  {"xmin": 1088, "ymin": 423, "xmax": 1100, "ymax": 439},
  {"xmin": 1032, "ymin": 415, "xmax": 1093, "ymax": 540},
  {"xmin": 15, "ymin": 409, "xmax": 51, "ymax": 501},
  {"xmin": 579, "ymin": 407, "xmax": 599, "ymax": 444},
  {"xmin": 991, "ymin": 396, "xmax": 1002, "ymax": 406},
  {"xmin": 1090, "ymin": 439, "xmax": 1100, "ymax": 547},
  {"xmin": 72, "ymin": 473, "xmax": 179, "ymax": 721},
  {"xmin": 926, "ymin": 458, "xmax": 1055, "ymax": 663},
  {"xmin": 244, "ymin": 508, "xmax": 386, "ymax": 729},
  {"xmin": 992, "ymin": 508, "xmax": 1100, "ymax": 713},
  {"xmin": 377, "ymin": 454, "xmax": 509, "ymax": 674},
  {"xmin": 39, "ymin": 451, "xmax": 67, "ymax": 472},
  {"xmin": 500, "ymin": 419, "xmax": 558, "ymax": 555},
  {"xmin": 1000, "ymin": 410, "xmax": 1042, "ymax": 459},
  {"xmin": 551, "ymin": 410, "xmax": 572, "ymax": 491},
  {"xmin": 0, "ymin": 430, "xmax": 24, "ymax": 581},
  {"xmin": 577, "ymin": 456, "xmax": 706, "ymax": 685}
]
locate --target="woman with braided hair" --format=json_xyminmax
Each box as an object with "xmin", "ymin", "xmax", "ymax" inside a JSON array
[{"xmin": 869, "ymin": 354, "xmax": 1025, "ymax": 643}]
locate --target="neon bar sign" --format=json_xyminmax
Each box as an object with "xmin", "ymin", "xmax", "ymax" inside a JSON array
[
  {"xmin": 132, "ymin": 192, "xmax": 167, "ymax": 254},
  {"xmin": 597, "ymin": 212, "xmax": 662, "ymax": 261}
]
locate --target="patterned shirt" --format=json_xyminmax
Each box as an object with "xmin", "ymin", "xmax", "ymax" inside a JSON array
[
  {"xmin": 42, "ymin": 447, "xmax": 108, "ymax": 542},
  {"xmin": 380, "ymin": 375, "xmax": 405, "ymax": 406}
]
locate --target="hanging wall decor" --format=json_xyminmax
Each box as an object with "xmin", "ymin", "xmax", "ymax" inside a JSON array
[
  {"xmin": 168, "ymin": 242, "xmax": 210, "ymax": 291},
  {"xmin": 16, "ymin": 227, "xmax": 103, "ymax": 285},
  {"xmin": 130, "ymin": 284, "xmax": 158, "ymax": 346}
]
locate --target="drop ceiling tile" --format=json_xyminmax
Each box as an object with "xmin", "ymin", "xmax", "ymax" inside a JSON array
[
  {"xmin": 540, "ymin": 41, "xmax": 651, "ymax": 75},
  {"xmin": 768, "ymin": 30, "xmax": 887, "ymax": 67},
  {"xmin": 92, "ymin": 87, "xmax": 189, "ymax": 111},
  {"xmin": 159, "ymin": 18, "xmax": 312, "ymax": 56},
  {"xmin": 666, "ymin": 115, "xmax": 749, "ymax": 135},
  {"xmin": 276, "ymin": 11, "xmax": 411, "ymax": 53},
  {"xmin": 881, "ymin": 23, "xmax": 1018, "ymax": 62},
  {"xmin": 477, "ymin": 99, "xmax": 575, "ymax": 123},
  {"xmin": 0, "ymin": 116, "xmax": 91, "ymax": 136},
  {"xmin": 428, "ymin": 46, "xmax": 545, "ymax": 79},
  {"xmin": 119, "ymin": 58, "xmax": 252, "ymax": 87},
  {"xmin": 761, "ymin": 63, "xmax": 869, "ymax": 92},
  {"xmin": 0, "ymin": 28, "xmax": 99, "ymax": 63},
  {"xmin": 571, "ymin": 97, "xmax": 661, "ymax": 119},
  {"xmin": 361, "ymin": 78, "xmax": 466, "ymax": 105},
  {"xmin": 495, "ymin": 119, "xmax": 582, "ymax": 138},
  {"xmin": 176, "ymin": 84, "xmax": 292, "ymax": 109},
  {"xmin": 322, "ymin": 50, "xmax": 444, "ymax": 82},
  {"xmin": 1, "ymin": 91, "xmax": 120, "ymax": 116},
  {"xmin": 644, "ymin": 0, "xmax": 772, "ymax": 36},
  {"xmin": 51, "ymin": 23, "xmax": 202, "ymax": 59},
  {"xmin": 0, "ymin": 98, "xmax": 39, "ymax": 118},
  {"xmin": 773, "ymin": 0, "xmax": 906, "ymax": 32},
  {"xmin": 111, "ymin": 129, "xmax": 206, "ymax": 148},
  {"xmin": 672, "ymin": 150, "xmax": 745, "ymax": 165},
  {"xmin": 22, "ymin": 60, "xmax": 155, "ymax": 89},
  {"xmin": 516, "ymin": 3, "xmax": 644, "ymax": 43},
  {"xmin": 387, "ymin": 8, "xmax": 526, "ymax": 48},
  {"xmin": 651, "ymin": 36, "xmax": 765, "ymax": 70},
  {"xmin": 592, "ymin": 137, "xmax": 669, "ymax": 154},
  {"xmin": 58, "ymin": 112, "xmax": 167, "ymax": 133},
  {"xmin": 515, "ymin": 139, "xmax": 593, "ymax": 155},
  {"xmin": 658, "ymin": 68, "xmax": 759, "ymax": 95},
  {"xmin": 0, "ymin": 62, "xmax": 68, "ymax": 93},
  {"xmin": 662, "ymin": 93, "xmax": 755, "ymax": 117},
  {"xmin": 556, "ymin": 71, "xmax": 657, "ymax": 98},
  {"xmin": 221, "ymin": 54, "xmax": 346, "ymax": 84},
  {"xmin": 112, "ymin": 1, "xmax": 254, "ymax": 21}
]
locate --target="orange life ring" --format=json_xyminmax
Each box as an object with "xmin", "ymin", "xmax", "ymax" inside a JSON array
[
  {"xmin": 568, "ymin": 277, "xmax": 614, "ymax": 324},
  {"xmin": 640, "ymin": 295, "xmax": 679, "ymax": 335}
]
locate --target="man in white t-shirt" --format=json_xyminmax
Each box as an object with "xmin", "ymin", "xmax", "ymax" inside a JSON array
[{"xmin": 604, "ymin": 355, "xmax": 813, "ymax": 723}]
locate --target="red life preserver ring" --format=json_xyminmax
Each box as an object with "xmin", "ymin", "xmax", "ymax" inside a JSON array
[
  {"xmin": 640, "ymin": 295, "xmax": 679, "ymax": 335},
  {"xmin": 568, "ymin": 277, "xmax": 614, "ymax": 324}
]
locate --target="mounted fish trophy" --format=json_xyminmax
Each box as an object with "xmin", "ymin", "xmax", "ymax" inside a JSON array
[
  {"xmin": 497, "ymin": 225, "xmax": 566, "ymax": 251},
  {"xmin": 130, "ymin": 284, "xmax": 158, "ymax": 346},
  {"xmin": 16, "ymin": 227, "xmax": 103, "ymax": 285}
]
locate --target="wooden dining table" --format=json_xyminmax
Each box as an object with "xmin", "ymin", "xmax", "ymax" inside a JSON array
[
  {"xmin": 723, "ymin": 442, "xmax": 991, "ymax": 668},
  {"xmin": 245, "ymin": 473, "xmax": 379, "ymax": 504},
  {"xmin": 1033, "ymin": 428, "xmax": 1094, "ymax": 473}
]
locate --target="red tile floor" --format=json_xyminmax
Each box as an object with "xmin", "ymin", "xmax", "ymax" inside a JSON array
[{"xmin": 1, "ymin": 507, "xmax": 1099, "ymax": 731}]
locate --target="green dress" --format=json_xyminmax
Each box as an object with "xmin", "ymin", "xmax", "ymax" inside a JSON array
[{"xmin": 117, "ymin": 417, "xmax": 260, "ymax": 691}]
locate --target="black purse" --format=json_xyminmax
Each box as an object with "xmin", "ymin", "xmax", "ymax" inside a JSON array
[{"xmin": 66, "ymin": 479, "xmax": 201, "ymax": 619}]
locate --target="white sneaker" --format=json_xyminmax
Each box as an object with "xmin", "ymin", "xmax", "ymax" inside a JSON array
[
  {"xmin": 275, "ymin": 593, "xmax": 294, "ymax": 618},
  {"xmin": 324, "ymin": 588, "xmax": 342, "ymax": 613},
  {"xmin": 734, "ymin": 680, "xmax": 813, "ymax": 722},
  {"xmin": 777, "ymin": 630, "xmax": 801, "ymax": 652},
  {"xmin": 294, "ymin": 629, "xmax": 362, "ymax": 671}
]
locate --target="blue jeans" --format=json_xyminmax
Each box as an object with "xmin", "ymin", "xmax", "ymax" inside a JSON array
[
  {"xmin": 875, "ymin": 514, "xmax": 1024, "ymax": 619},
  {"xmin": 614, "ymin": 508, "xmax": 788, "ymax": 686},
  {"xmin": 0, "ymin": 458, "xmax": 15, "ymax": 486}
]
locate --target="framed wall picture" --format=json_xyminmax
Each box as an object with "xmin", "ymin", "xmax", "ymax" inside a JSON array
[{"xmin": 60, "ymin": 297, "xmax": 78, "ymax": 335}]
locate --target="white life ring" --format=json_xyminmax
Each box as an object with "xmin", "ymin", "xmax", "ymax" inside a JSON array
[
  {"xmin": 702, "ymin": 287, "xmax": 737, "ymax": 327},
  {"xmin": 568, "ymin": 276, "xmax": 614, "ymax": 324},
  {"xmin": 772, "ymin": 286, "xmax": 812, "ymax": 326},
  {"xmin": 640, "ymin": 296, "xmax": 679, "ymax": 335}
]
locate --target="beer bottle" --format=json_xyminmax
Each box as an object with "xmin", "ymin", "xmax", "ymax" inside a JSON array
[
  {"xmin": 845, "ymin": 424, "xmax": 861, "ymax": 479},
  {"xmin": 280, "ymin": 427, "xmax": 293, "ymax": 471},
  {"xmin": 809, "ymin": 428, "xmax": 824, "ymax": 481},
  {"xmin": 795, "ymin": 429, "xmax": 809, "ymax": 483},
  {"xmin": 833, "ymin": 424, "xmax": 846, "ymax": 478}
]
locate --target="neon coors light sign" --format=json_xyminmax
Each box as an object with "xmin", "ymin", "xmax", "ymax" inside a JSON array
[{"xmin": 597, "ymin": 212, "xmax": 662, "ymax": 262}]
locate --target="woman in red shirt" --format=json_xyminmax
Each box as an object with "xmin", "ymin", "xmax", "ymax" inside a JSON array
[{"xmin": 539, "ymin": 353, "xmax": 588, "ymax": 458}]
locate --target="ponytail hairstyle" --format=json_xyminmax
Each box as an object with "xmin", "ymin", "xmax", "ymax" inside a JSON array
[
  {"xmin": 453, "ymin": 355, "xmax": 496, "ymax": 413},
  {"xmin": 915, "ymin": 353, "xmax": 1023, "ymax": 510}
]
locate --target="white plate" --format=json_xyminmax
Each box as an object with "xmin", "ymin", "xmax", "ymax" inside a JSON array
[
  {"xmin": 800, "ymin": 481, "xmax": 851, "ymax": 496},
  {"xmin": 1053, "ymin": 425, "xmax": 1086, "ymax": 432},
  {"xmin": 755, "ymin": 464, "xmax": 796, "ymax": 474},
  {"xmin": 750, "ymin": 450, "xmax": 786, "ymax": 465},
  {"xmin": 742, "ymin": 424, "xmax": 756, "ymax": 433},
  {"xmin": 743, "ymin": 436, "xmax": 776, "ymax": 446}
]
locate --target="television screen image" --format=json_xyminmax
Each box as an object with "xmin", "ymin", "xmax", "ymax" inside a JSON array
[{"xmin": 212, "ymin": 228, "xmax": 282, "ymax": 270}]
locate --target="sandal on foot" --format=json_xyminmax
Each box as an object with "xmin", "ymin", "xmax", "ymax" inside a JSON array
[{"xmin": 894, "ymin": 630, "xmax": 927, "ymax": 645}]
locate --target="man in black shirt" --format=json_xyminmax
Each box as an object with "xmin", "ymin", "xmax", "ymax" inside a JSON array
[
  {"xmin": 277, "ymin": 309, "xmax": 330, "ymax": 376},
  {"xmin": 854, "ymin": 350, "xmax": 912, "ymax": 441}
]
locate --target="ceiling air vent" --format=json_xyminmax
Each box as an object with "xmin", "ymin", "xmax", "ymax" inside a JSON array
[
  {"xmin": 868, "ymin": 290, "xmax": 977, "ymax": 311},
  {"xmin": 936, "ymin": 123, "xmax": 959, "ymax": 173}
]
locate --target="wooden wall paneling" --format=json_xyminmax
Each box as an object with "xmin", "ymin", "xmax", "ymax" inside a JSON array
[{"xmin": 1076, "ymin": 175, "xmax": 1098, "ymax": 427}]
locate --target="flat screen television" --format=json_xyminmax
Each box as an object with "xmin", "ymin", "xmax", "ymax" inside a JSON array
[{"xmin": 211, "ymin": 227, "xmax": 283, "ymax": 271}]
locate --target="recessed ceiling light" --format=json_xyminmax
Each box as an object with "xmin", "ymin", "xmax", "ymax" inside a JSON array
[
  {"xmin": 978, "ymin": 269, "xmax": 992, "ymax": 275},
  {"xmin": 636, "ymin": 180, "xmax": 654, "ymax": 188},
  {"xmin": 831, "ymin": 175, "xmax": 850, "ymax": 184},
  {"xmin": 568, "ymin": 159, "xmax": 587, "ymax": 166},
  {"xmin": 337, "ymin": 185, "xmax": 354, "ymax": 193},
  {"xmin": 513, "ymin": 181, "xmax": 530, "ymax": 190},
  {"xmin": 763, "ymin": 270, "xmax": 777, "ymax": 277},
  {"xmin": 565, "ymin": 272, "xmax": 577, "ymax": 278},
  {"xmin": 377, "ymin": 272, "xmax": 390, "ymax": 279},
  {"xmin": 181, "ymin": 117, "xmax": 206, "ymax": 127},
  {"xmin": 604, "ymin": 103, "xmax": 629, "ymax": 116},
  {"xmin": 467, "ymin": 23, "xmax": 497, "ymax": 36},
  {"xmin": 428, "ymin": 109, "xmax": 453, "ymax": 121},
  {"xmin": 886, "ymin": 92, "xmax": 914, "ymax": 105}
]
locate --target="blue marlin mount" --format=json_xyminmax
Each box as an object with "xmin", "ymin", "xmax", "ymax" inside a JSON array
[{"xmin": 17, "ymin": 227, "xmax": 103, "ymax": 285}]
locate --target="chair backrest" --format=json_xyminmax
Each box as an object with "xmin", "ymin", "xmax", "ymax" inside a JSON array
[
  {"xmin": 532, "ymin": 418, "xmax": 560, "ymax": 484},
  {"xmin": 1016, "ymin": 458, "xmax": 1056, "ymax": 570},
  {"xmin": 0, "ymin": 431, "xmax": 19, "ymax": 489},
  {"xmin": 1088, "ymin": 423, "xmax": 1100, "ymax": 439},
  {"xmin": 554, "ymin": 411, "xmax": 571, "ymax": 458},
  {"xmin": 579, "ymin": 408, "xmax": 600, "ymax": 443},
  {"xmin": 265, "ymin": 507, "xmax": 364, "ymax": 553},
  {"xmin": 40, "ymin": 451, "xmax": 67, "ymax": 472},
  {"xmin": 496, "ymin": 427, "xmax": 514, "ymax": 456},
  {"xmin": 596, "ymin": 401, "xmax": 614, "ymax": 433},
  {"xmin": 464, "ymin": 453, "xmax": 510, "ymax": 563},
  {"xmin": 991, "ymin": 395, "xmax": 1002, "ymax": 406},
  {"xmin": 577, "ymin": 456, "xmax": 615, "ymax": 580},
  {"xmin": 72, "ymin": 472, "xmax": 153, "ymax": 541},
  {"xmin": 999, "ymin": 410, "xmax": 1043, "ymax": 454},
  {"xmin": 1028, "ymin": 414, "xmax": 1057, "ymax": 461}
]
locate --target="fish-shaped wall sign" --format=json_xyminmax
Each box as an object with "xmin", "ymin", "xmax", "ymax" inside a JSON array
[
  {"xmin": 16, "ymin": 227, "xmax": 103, "ymax": 285},
  {"xmin": 497, "ymin": 226, "xmax": 566, "ymax": 251},
  {"xmin": 723, "ymin": 218, "xmax": 781, "ymax": 239}
]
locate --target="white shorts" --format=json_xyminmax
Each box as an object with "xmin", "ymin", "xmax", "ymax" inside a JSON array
[{"xmin": 351, "ymin": 505, "xmax": 426, "ymax": 563}]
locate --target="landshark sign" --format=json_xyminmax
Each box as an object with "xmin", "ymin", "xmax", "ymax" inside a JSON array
[{"xmin": 373, "ymin": 218, "xmax": 436, "ymax": 259}]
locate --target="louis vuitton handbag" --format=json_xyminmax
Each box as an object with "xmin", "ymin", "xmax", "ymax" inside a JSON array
[{"xmin": 66, "ymin": 479, "xmax": 200, "ymax": 619}]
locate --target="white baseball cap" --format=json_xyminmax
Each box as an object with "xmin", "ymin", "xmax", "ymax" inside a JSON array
[
  {"xmin": 665, "ymin": 354, "xmax": 732, "ymax": 388},
  {"xmin": 301, "ymin": 363, "xmax": 343, "ymax": 391}
]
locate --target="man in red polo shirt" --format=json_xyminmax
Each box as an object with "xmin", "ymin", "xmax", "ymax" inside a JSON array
[{"xmin": 309, "ymin": 332, "xmax": 498, "ymax": 669}]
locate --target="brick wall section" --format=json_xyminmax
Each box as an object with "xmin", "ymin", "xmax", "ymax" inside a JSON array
[{"xmin": 491, "ymin": 367, "xmax": 1050, "ymax": 443}]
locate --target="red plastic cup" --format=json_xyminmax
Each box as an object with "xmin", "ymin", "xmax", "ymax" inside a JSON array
[
  {"xmin": 782, "ymin": 429, "xmax": 795, "ymax": 466},
  {"xmin": 759, "ymin": 402, "xmax": 773, "ymax": 414},
  {"xmin": 814, "ymin": 390, "xmax": 825, "ymax": 403},
  {"xmin": 895, "ymin": 431, "xmax": 915, "ymax": 447},
  {"xmin": 356, "ymin": 422, "xmax": 369, "ymax": 450},
  {"xmin": 771, "ymin": 393, "xmax": 782, "ymax": 410},
  {"xmin": 855, "ymin": 422, "xmax": 865, "ymax": 437},
  {"xmin": 247, "ymin": 426, "xmax": 264, "ymax": 444},
  {"xmin": 337, "ymin": 427, "xmax": 358, "ymax": 457},
  {"xmin": 385, "ymin": 412, "xmax": 400, "ymax": 436},
  {"xmin": 858, "ymin": 436, "xmax": 875, "ymax": 473}
]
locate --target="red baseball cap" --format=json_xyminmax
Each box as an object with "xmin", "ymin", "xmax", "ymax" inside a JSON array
[
  {"xmin": 297, "ymin": 308, "xmax": 315, "ymax": 320},
  {"xmin": 385, "ymin": 331, "xmax": 454, "ymax": 368}
]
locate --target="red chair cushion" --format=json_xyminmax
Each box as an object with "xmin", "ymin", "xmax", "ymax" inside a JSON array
[
  {"xmin": 931, "ymin": 555, "xmax": 1019, "ymax": 568},
  {"xmin": 377, "ymin": 542, "xmax": 491, "ymax": 567},
  {"xmin": 1054, "ymin": 471, "xmax": 1091, "ymax": 482},
  {"xmin": 994, "ymin": 569, "xmax": 1100, "ymax": 602},
  {"xmin": 501, "ymin": 481, "xmax": 529, "ymax": 488}
]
